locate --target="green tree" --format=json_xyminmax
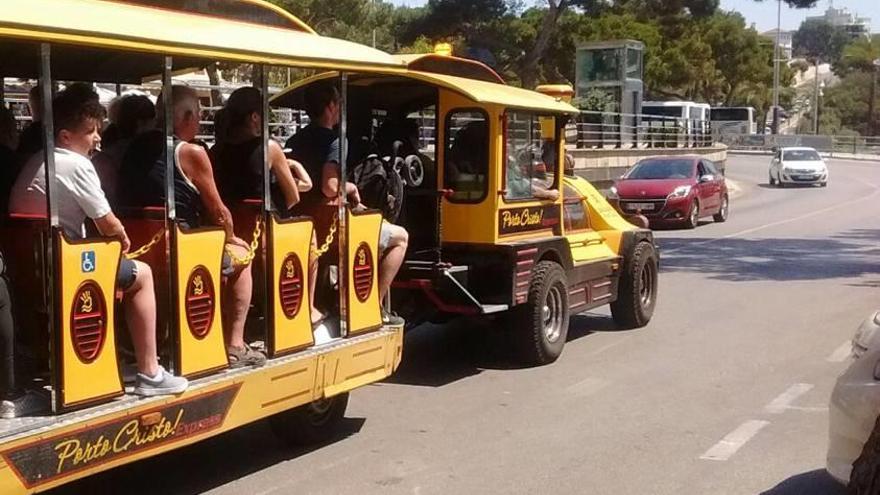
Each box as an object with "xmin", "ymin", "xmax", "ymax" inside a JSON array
[
  {"xmin": 792, "ymin": 19, "xmax": 850, "ymax": 64},
  {"xmin": 835, "ymin": 35, "xmax": 880, "ymax": 76}
]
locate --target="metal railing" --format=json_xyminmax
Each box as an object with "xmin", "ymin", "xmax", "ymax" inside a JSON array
[
  {"xmin": 573, "ymin": 110, "xmax": 714, "ymax": 150},
  {"xmin": 718, "ymin": 133, "xmax": 880, "ymax": 158}
]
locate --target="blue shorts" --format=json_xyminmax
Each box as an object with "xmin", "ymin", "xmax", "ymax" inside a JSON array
[{"xmin": 116, "ymin": 258, "xmax": 138, "ymax": 291}]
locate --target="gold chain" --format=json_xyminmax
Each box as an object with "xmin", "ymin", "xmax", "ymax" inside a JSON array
[
  {"xmin": 225, "ymin": 216, "xmax": 264, "ymax": 267},
  {"xmin": 125, "ymin": 229, "xmax": 164, "ymax": 260},
  {"xmin": 312, "ymin": 215, "xmax": 338, "ymax": 257}
]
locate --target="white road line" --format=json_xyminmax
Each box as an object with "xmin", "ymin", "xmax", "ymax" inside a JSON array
[
  {"xmin": 663, "ymin": 179, "xmax": 880, "ymax": 256},
  {"xmin": 699, "ymin": 420, "xmax": 770, "ymax": 461},
  {"xmin": 827, "ymin": 341, "xmax": 854, "ymax": 363},
  {"xmin": 765, "ymin": 383, "xmax": 814, "ymax": 414}
]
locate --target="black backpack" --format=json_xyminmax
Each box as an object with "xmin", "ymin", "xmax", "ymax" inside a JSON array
[{"xmin": 352, "ymin": 154, "xmax": 404, "ymax": 223}]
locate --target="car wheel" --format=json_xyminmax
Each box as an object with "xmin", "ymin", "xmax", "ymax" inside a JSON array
[
  {"xmin": 848, "ymin": 413, "xmax": 880, "ymax": 494},
  {"xmin": 269, "ymin": 393, "xmax": 349, "ymax": 446},
  {"xmin": 510, "ymin": 260, "xmax": 569, "ymax": 366},
  {"xmin": 713, "ymin": 195, "xmax": 729, "ymax": 223},
  {"xmin": 611, "ymin": 241, "xmax": 658, "ymax": 329},
  {"xmin": 686, "ymin": 200, "xmax": 700, "ymax": 229}
]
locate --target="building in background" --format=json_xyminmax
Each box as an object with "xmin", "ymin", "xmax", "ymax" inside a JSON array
[
  {"xmin": 760, "ymin": 29, "xmax": 794, "ymax": 60},
  {"xmin": 806, "ymin": 4, "xmax": 871, "ymax": 39}
]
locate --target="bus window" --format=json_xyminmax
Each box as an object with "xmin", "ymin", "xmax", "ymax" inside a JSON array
[{"xmin": 444, "ymin": 109, "xmax": 488, "ymax": 203}]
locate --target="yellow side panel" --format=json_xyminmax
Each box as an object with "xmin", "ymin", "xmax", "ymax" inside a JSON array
[
  {"xmin": 564, "ymin": 176, "xmax": 635, "ymax": 254},
  {"xmin": 346, "ymin": 210, "xmax": 382, "ymax": 335},
  {"xmin": 322, "ymin": 329, "xmax": 403, "ymax": 398},
  {"xmin": 268, "ymin": 215, "xmax": 315, "ymax": 356},
  {"xmin": 58, "ymin": 236, "xmax": 123, "ymax": 408},
  {"xmin": 174, "ymin": 226, "xmax": 228, "ymax": 378},
  {"xmin": 438, "ymin": 89, "xmax": 501, "ymax": 244}
]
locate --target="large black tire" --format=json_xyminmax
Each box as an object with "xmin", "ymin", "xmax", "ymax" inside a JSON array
[
  {"xmin": 611, "ymin": 241, "xmax": 658, "ymax": 329},
  {"xmin": 848, "ymin": 413, "xmax": 880, "ymax": 494},
  {"xmin": 713, "ymin": 194, "xmax": 729, "ymax": 223},
  {"xmin": 685, "ymin": 200, "xmax": 700, "ymax": 229},
  {"xmin": 510, "ymin": 261, "xmax": 569, "ymax": 366},
  {"xmin": 269, "ymin": 393, "xmax": 349, "ymax": 446}
]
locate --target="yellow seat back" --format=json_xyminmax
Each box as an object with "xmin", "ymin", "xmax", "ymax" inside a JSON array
[
  {"xmin": 173, "ymin": 224, "xmax": 228, "ymax": 377},
  {"xmin": 345, "ymin": 210, "xmax": 382, "ymax": 335},
  {"xmin": 57, "ymin": 234, "xmax": 123, "ymax": 409},
  {"xmin": 267, "ymin": 214, "xmax": 315, "ymax": 356}
]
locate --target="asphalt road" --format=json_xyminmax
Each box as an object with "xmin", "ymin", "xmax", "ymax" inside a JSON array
[{"xmin": 50, "ymin": 154, "xmax": 880, "ymax": 495}]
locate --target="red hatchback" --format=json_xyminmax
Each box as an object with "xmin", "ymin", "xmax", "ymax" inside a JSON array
[{"xmin": 609, "ymin": 156, "xmax": 729, "ymax": 229}]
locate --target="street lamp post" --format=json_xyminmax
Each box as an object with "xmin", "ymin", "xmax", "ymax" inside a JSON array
[
  {"xmin": 771, "ymin": 0, "xmax": 782, "ymax": 135},
  {"xmin": 813, "ymin": 61, "xmax": 822, "ymax": 135}
]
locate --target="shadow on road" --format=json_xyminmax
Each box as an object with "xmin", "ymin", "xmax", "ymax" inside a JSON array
[
  {"xmin": 46, "ymin": 418, "xmax": 366, "ymax": 495},
  {"xmin": 387, "ymin": 312, "xmax": 630, "ymax": 388},
  {"xmin": 658, "ymin": 229, "xmax": 880, "ymax": 282},
  {"xmin": 760, "ymin": 469, "xmax": 846, "ymax": 495}
]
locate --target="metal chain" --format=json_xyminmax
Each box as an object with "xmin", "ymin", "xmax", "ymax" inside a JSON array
[
  {"xmin": 225, "ymin": 216, "xmax": 264, "ymax": 267},
  {"xmin": 125, "ymin": 229, "xmax": 164, "ymax": 260},
  {"xmin": 312, "ymin": 215, "xmax": 338, "ymax": 257}
]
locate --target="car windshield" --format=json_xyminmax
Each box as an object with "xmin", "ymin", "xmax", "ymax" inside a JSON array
[
  {"xmin": 783, "ymin": 149, "xmax": 821, "ymax": 161},
  {"xmin": 626, "ymin": 160, "xmax": 694, "ymax": 180}
]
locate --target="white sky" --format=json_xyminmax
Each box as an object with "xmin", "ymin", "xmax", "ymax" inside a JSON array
[{"xmin": 387, "ymin": 0, "xmax": 878, "ymax": 33}]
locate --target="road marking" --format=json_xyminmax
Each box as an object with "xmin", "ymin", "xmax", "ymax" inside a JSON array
[
  {"xmin": 663, "ymin": 179, "xmax": 880, "ymax": 255},
  {"xmin": 765, "ymin": 383, "xmax": 814, "ymax": 414},
  {"xmin": 827, "ymin": 341, "xmax": 854, "ymax": 362},
  {"xmin": 699, "ymin": 420, "xmax": 770, "ymax": 461}
]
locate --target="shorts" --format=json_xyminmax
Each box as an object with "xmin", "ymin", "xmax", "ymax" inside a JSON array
[
  {"xmin": 116, "ymin": 258, "xmax": 138, "ymax": 291},
  {"xmin": 221, "ymin": 252, "xmax": 234, "ymax": 277},
  {"xmin": 379, "ymin": 221, "xmax": 398, "ymax": 253}
]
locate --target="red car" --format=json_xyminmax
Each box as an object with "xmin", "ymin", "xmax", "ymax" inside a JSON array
[{"xmin": 608, "ymin": 156, "xmax": 729, "ymax": 229}]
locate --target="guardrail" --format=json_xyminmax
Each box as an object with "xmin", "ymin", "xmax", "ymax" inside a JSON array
[
  {"xmin": 718, "ymin": 133, "xmax": 880, "ymax": 158},
  {"xmin": 573, "ymin": 110, "xmax": 713, "ymax": 150}
]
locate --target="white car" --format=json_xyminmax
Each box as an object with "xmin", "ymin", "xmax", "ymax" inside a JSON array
[
  {"xmin": 769, "ymin": 147, "xmax": 828, "ymax": 187},
  {"xmin": 827, "ymin": 311, "xmax": 880, "ymax": 489}
]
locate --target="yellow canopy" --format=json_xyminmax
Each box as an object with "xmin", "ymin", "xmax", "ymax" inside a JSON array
[
  {"xmin": 272, "ymin": 71, "xmax": 579, "ymax": 115},
  {"xmin": 0, "ymin": 0, "xmax": 403, "ymax": 81}
]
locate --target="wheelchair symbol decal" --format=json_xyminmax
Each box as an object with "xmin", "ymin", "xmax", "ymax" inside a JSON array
[{"xmin": 81, "ymin": 251, "xmax": 96, "ymax": 273}]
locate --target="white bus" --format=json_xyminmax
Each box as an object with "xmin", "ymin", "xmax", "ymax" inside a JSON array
[
  {"xmin": 641, "ymin": 101, "xmax": 711, "ymax": 145},
  {"xmin": 710, "ymin": 106, "xmax": 757, "ymax": 135}
]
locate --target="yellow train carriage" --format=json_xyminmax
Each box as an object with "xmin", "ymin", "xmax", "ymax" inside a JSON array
[
  {"xmin": 0, "ymin": 1, "xmax": 405, "ymax": 493},
  {"xmin": 272, "ymin": 51, "xmax": 659, "ymax": 366}
]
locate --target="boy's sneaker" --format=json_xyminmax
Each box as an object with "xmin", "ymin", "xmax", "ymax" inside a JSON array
[
  {"xmin": 227, "ymin": 344, "xmax": 266, "ymax": 369},
  {"xmin": 134, "ymin": 366, "xmax": 189, "ymax": 397},
  {"xmin": 0, "ymin": 391, "xmax": 49, "ymax": 419},
  {"xmin": 382, "ymin": 310, "xmax": 405, "ymax": 327}
]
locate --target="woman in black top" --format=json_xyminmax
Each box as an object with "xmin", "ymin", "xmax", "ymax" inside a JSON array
[{"xmin": 210, "ymin": 87, "xmax": 324, "ymax": 325}]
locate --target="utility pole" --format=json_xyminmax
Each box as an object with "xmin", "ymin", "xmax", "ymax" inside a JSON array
[
  {"xmin": 771, "ymin": 0, "xmax": 782, "ymax": 135},
  {"xmin": 813, "ymin": 60, "xmax": 821, "ymax": 135}
]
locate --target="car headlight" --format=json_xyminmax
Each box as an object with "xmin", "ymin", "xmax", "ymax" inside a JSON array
[
  {"xmin": 607, "ymin": 185, "xmax": 619, "ymax": 200},
  {"xmin": 667, "ymin": 185, "xmax": 691, "ymax": 199}
]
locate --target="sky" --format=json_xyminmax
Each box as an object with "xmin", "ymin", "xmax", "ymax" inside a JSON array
[{"xmin": 388, "ymin": 0, "xmax": 878, "ymax": 33}]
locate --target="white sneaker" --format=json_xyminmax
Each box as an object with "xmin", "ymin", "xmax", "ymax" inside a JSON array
[
  {"xmin": 0, "ymin": 391, "xmax": 49, "ymax": 418},
  {"xmin": 133, "ymin": 366, "xmax": 188, "ymax": 397}
]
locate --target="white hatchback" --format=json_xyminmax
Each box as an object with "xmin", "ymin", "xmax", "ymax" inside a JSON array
[{"xmin": 769, "ymin": 147, "xmax": 828, "ymax": 187}]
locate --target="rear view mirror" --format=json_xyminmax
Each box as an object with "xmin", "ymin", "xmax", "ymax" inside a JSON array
[{"xmin": 699, "ymin": 175, "xmax": 714, "ymax": 183}]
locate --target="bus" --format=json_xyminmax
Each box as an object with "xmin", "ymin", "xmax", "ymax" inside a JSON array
[
  {"xmin": 0, "ymin": 1, "xmax": 404, "ymax": 493},
  {"xmin": 710, "ymin": 106, "xmax": 757, "ymax": 135},
  {"xmin": 641, "ymin": 101, "xmax": 711, "ymax": 147}
]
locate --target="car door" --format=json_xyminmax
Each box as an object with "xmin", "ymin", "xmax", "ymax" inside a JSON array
[
  {"xmin": 562, "ymin": 184, "xmax": 605, "ymax": 263},
  {"xmin": 695, "ymin": 161, "xmax": 717, "ymax": 212},
  {"xmin": 702, "ymin": 159, "xmax": 723, "ymax": 211}
]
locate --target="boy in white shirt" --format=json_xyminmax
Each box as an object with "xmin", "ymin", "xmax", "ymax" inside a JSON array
[{"xmin": 9, "ymin": 88, "xmax": 187, "ymax": 397}]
